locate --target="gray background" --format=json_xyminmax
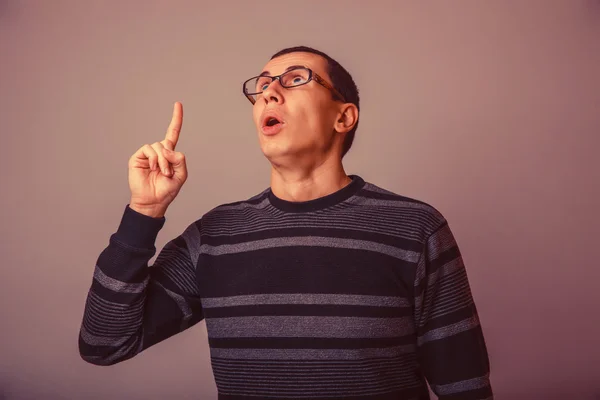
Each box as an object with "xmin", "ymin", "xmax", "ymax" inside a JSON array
[{"xmin": 1, "ymin": 0, "xmax": 599, "ymax": 398}]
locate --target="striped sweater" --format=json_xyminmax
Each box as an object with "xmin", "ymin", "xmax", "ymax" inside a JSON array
[{"xmin": 79, "ymin": 175, "xmax": 493, "ymax": 399}]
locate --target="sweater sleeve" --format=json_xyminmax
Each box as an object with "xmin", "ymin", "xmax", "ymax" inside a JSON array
[
  {"xmin": 78, "ymin": 204, "xmax": 204, "ymax": 366},
  {"xmin": 413, "ymin": 219, "xmax": 493, "ymax": 399}
]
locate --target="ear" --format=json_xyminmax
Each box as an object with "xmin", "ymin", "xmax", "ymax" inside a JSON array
[{"xmin": 333, "ymin": 103, "xmax": 359, "ymax": 134}]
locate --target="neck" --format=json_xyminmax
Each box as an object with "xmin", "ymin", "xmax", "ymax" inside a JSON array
[{"xmin": 269, "ymin": 156, "xmax": 351, "ymax": 202}]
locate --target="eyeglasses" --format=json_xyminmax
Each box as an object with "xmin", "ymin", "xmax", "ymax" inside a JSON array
[{"xmin": 242, "ymin": 66, "xmax": 346, "ymax": 105}]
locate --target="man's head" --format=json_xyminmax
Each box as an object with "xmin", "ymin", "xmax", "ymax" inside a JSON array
[{"xmin": 245, "ymin": 46, "xmax": 360, "ymax": 166}]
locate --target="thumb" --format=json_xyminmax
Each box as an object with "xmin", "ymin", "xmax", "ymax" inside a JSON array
[{"xmin": 162, "ymin": 148, "xmax": 186, "ymax": 172}]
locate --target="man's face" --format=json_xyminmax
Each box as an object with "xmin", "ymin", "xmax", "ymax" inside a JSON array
[{"xmin": 252, "ymin": 52, "xmax": 344, "ymax": 165}]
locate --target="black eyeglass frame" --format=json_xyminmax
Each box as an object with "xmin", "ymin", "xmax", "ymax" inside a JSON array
[{"xmin": 242, "ymin": 67, "xmax": 346, "ymax": 105}]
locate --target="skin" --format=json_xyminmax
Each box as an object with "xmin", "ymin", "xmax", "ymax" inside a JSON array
[
  {"xmin": 128, "ymin": 102, "xmax": 186, "ymax": 218},
  {"xmin": 127, "ymin": 51, "xmax": 358, "ymax": 218},
  {"xmin": 252, "ymin": 52, "xmax": 359, "ymax": 202}
]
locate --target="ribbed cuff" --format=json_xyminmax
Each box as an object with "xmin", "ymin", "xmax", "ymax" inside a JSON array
[{"xmin": 113, "ymin": 204, "xmax": 166, "ymax": 249}]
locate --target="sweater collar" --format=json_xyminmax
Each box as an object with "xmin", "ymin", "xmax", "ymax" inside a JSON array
[{"xmin": 268, "ymin": 175, "xmax": 365, "ymax": 213}]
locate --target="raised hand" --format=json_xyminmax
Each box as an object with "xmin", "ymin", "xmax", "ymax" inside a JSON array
[{"xmin": 127, "ymin": 102, "xmax": 188, "ymax": 218}]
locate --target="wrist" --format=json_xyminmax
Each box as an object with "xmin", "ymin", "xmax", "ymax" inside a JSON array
[{"xmin": 128, "ymin": 202, "xmax": 166, "ymax": 219}]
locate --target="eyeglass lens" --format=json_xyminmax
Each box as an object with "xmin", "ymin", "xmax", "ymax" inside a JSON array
[{"xmin": 245, "ymin": 68, "xmax": 311, "ymax": 98}]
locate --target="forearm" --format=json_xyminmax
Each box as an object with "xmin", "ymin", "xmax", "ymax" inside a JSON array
[
  {"xmin": 418, "ymin": 312, "xmax": 492, "ymax": 399},
  {"xmin": 78, "ymin": 205, "xmax": 165, "ymax": 365},
  {"xmin": 79, "ymin": 231, "xmax": 157, "ymax": 365}
]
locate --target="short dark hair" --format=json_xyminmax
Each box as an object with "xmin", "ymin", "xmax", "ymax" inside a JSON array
[{"xmin": 270, "ymin": 46, "xmax": 360, "ymax": 158}]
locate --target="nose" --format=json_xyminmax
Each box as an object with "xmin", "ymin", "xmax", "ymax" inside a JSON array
[{"xmin": 261, "ymin": 77, "xmax": 283, "ymax": 104}]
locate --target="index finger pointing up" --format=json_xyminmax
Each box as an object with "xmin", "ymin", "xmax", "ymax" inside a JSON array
[{"xmin": 165, "ymin": 101, "xmax": 183, "ymax": 150}]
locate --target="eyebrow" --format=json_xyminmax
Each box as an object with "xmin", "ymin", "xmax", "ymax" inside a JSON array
[{"xmin": 258, "ymin": 65, "xmax": 306, "ymax": 77}]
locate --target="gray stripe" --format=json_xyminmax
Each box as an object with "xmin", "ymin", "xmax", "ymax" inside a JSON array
[
  {"xmin": 204, "ymin": 202, "xmax": 434, "ymax": 224},
  {"xmin": 218, "ymin": 385, "xmax": 415, "ymax": 398},
  {"xmin": 200, "ymin": 236, "xmax": 420, "ymax": 262},
  {"xmin": 346, "ymin": 195, "xmax": 443, "ymax": 216},
  {"xmin": 215, "ymin": 376, "xmax": 415, "ymax": 391},
  {"xmin": 181, "ymin": 222, "xmax": 202, "ymax": 268},
  {"xmin": 215, "ymin": 373, "xmax": 422, "ymax": 397},
  {"xmin": 202, "ymin": 216, "xmax": 429, "ymax": 241},
  {"xmin": 82, "ymin": 332, "xmax": 144, "ymax": 365},
  {"xmin": 93, "ymin": 267, "xmax": 148, "ymax": 293},
  {"xmin": 414, "ymin": 252, "xmax": 426, "ymax": 283},
  {"xmin": 206, "ymin": 316, "xmax": 414, "ymax": 338},
  {"xmin": 427, "ymin": 223, "xmax": 457, "ymax": 260},
  {"xmin": 87, "ymin": 291, "xmax": 143, "ymax": 314},
  {"xmin": 210, "ymin": 196, "xmax": 271, "ymax": 212},
  {"xmin": 207, "ymin": 206, "xmax": 429, "ymax": 225},
  {"xmin": 414, "ymin": 257, "xmax": 464, "ymax": 318},
  {"xmin": 211, "ymin": 356, "xmax": 411, "ymax": 369},
  {"xmin": 213, "ymin": 371, "xmax": 416, "ymax": 382},
  {"xmin": 211, "ymin": 368, "xmax": 411, "ymax": 378},
  {"xmin": 211, "ymin": 363, "xmax": 418, "ymax": 384},
  {"xmin": 417, "ymin": 314, "xmax": 480, "ymax": 346},
  {"xmin": 157, "ymin": 254, "xmax": 198, "ymax": 295},
  {"xmin": 202, "ymin": 293, "xmax": 411, "ymax": 308},
  {"xmin": 210, "ymin": 344, "xmax": 416, "ymax": 360},
  {"xmin": 428, "ymin": 275, "xmax": 472, "ymax": 320},
  {"xmin": 80, "ymin": 325, "xmax": 131, "ymax": 347},
  {"xmin": 85, "ymin": 301, "xmax": 142, "ymax": 331},
  {"xmin": 430, "ymin": 374, "xmax": 491, "ymax": 396},
  {"xmin": 200, "ymin": 193, "xmax": 442, "ymax": 242},
  {"xmin": 361, "ymin": 183, "xmax": 399, "ymax": 196}
]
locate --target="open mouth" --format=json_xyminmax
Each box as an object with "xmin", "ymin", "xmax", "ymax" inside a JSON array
[{"xmin": 265, "ymin": 117, "xmax": 281, "ymax": 127}]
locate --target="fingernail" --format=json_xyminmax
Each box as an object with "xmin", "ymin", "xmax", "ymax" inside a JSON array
[{"xmin": 163, "ymin": 167, "xmax": 169, "ymax": 175}]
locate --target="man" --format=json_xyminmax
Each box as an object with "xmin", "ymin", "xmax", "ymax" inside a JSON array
[{"xmin": 79, "ymin": 46, "xmax": 493, "ymax": 400}]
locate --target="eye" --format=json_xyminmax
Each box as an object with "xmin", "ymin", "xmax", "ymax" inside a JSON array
[
  {"xmin": 255, "ymin": 77, "xmax": 271, "ymax": 92},
  {"xmin": 290, "ymin": 73, "xmax": 308, "ymax": 85},
  {"xmin": 281, "ymin": 72, "xmax": 306, "ymax": 87}
]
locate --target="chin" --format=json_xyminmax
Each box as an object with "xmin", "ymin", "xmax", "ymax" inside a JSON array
[
  {"xmin": 260, "ymin": 143, "xmax": 286, "ymax": 160},
  {"xmin": 259, "ymin": 141, "xmax": 296, "ymax": 163},
  {"xmin": 257, "ymin": 131, "xmax": 313, "ymax": 162}
]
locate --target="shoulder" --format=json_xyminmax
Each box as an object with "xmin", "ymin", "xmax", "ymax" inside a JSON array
[
  {"xmin": 358, "ymin": 178, "xmax": 448, "ymax": 237},
  {"xmin": 200, "ymin": 187, "xmax": 271, "ymax": 223},
  {"xmin": 174, "ymin": 189, "xmax": 270, "ymax": 243}
]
